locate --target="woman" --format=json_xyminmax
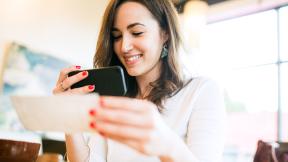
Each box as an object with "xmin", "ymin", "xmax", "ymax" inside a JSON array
[{"xmin": 53, "ymin": 0, "xmax": 226, "ymax": 162}]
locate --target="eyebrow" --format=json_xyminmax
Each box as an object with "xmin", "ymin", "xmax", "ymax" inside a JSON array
[{"xmin": 112, "ymin": 23, "xmax": 145, "ymax": 31}]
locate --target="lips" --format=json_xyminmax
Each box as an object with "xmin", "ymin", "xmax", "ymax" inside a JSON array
[{"xmin": 124, "ymin": 54, "xmax": 143, "ymax": 65}]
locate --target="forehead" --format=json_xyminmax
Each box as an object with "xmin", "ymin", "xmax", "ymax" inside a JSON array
[{"xmin": 113, "ymin": 2, "xmax": 157, "ymax": 28}]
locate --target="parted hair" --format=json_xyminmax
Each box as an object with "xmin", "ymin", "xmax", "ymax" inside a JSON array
[{"xmin": 93, "ymin": 0, "xmax": 185, "ymax": 112}]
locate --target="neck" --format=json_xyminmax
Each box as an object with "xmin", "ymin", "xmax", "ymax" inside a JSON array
[{"xmin": 136, "ymin": 61, "xmax": 162, "ymax": 98}]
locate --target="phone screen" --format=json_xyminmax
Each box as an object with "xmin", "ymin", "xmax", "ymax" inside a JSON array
[{"xmin": 68, "ymin": 66, "xmax": 127, "ymax": 96}]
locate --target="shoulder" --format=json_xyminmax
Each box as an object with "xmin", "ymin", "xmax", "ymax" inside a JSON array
[
  {"xmin": 165, "ymin": 76, "xmax": 223, "ymax": 107},
  {"xmin": 180, "ymin": 76, "xmax": 222, "ymax": 97}
]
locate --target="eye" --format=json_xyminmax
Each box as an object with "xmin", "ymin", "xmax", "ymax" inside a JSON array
[
  {"xmin": 112, "ymin": 34, "xmax": 122, "ymax": 41},
  {"xmin": 132, "ymin": 32, "xmax": 144, "ymax": 36}
]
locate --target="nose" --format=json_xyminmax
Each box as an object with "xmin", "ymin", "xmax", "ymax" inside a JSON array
[{"xmin": 121, "ymin": 35, "xmax": 133, "ymax": 53}]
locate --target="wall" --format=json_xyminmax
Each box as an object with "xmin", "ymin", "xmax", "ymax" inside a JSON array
[
  {"xmin": 1, "ymin": 0, "xmax": 288, "ymax": 66},
  {"xmin": 208, "ymin": 0, "xmax": 288, "ymax": 23},
  {"xmin": 0, "ymin": 0, "xmax": 109, "ymax": 67}
]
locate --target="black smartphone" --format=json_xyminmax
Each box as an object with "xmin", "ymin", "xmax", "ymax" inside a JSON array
[{"xmin": 68, "ymin": 66, "xmax": 127, "ymax": 96}]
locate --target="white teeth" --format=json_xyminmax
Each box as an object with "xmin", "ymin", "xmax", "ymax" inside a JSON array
[{"xmin": 127, "ymin": 55, "xmax": 141, "ymax": 62}]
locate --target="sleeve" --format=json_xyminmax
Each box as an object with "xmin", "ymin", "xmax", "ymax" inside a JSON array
[
  {"xmin": 84, "ymin": 133, "xmax": 108, "ymax": 162},
  {"xmin": 186, "ymin": 79, "xmax": 226, "ymax": 162}
]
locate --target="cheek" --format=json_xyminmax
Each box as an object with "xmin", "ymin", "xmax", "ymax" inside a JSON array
[
  {"xmin": 113, "ymin": 42, "xmax": 121, "ymax": 58},
  {"xmin": 139, "ymin": 37, "xmax": 160, "ymax": 55},
  {"xmin": 144, "ymin": 42, "xmax": 162, "ymax": 59},
  {"xmin": 147, "ymin": 34, "xmax": 162, "ymax": 51}
]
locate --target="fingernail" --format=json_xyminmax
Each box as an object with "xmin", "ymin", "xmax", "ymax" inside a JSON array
[
  {"xmin": 89, "ymin": 122, "xmax": 96, "ymax": 128},
  {"xmin": 89, "ymin": 109, "xmax": 96, "ymax": 116},
  {"xmin": 82, "ymin": 71, "xmax": 87, "ymax": 76},
  {"xmin": 88, "ymin": 85, "xmax": 94, "ymax": 90},
  {"xmin": 99, "ymin": 132, "xmax": 105, "ymax": 137},
  {"xmin": 99, "ymin": 97, "xmax": 104, "ymax": 107},
  {"xmin": 75, "ymin": 65, "xmax": 81, "ymax": 69}
]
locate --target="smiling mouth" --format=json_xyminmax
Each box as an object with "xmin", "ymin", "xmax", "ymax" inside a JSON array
[{"xmin": 124, "ymin": 54, "xmax": 143, "ymax": 65}]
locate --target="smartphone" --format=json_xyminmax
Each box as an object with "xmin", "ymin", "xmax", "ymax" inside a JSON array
[{"xmin": 68, "ymin": 66, "xmax": 127, "ymax": 96}]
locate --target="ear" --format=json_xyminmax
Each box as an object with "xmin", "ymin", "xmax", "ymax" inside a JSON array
[{"xmin": 161, "ymin": 30, "xmax": 169, "ymax": 44}]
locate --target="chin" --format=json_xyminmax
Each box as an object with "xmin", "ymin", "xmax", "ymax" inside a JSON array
[{"xmin": 126, "ymin": 68, "xmax": 143, "ymax": 77}]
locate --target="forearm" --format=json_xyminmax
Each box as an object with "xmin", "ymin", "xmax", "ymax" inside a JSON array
[
  {"xmin": 65, "ymin": 133, "xmax": 90, "ymax": 162},
  {"xmin": 159, "ymin": 135, "xmax": 199, "ymax": 162}
]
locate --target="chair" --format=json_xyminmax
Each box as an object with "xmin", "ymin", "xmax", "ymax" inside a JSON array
[{"xmin": 254, "ymin": 140, "xmax": 288, "ymax": 162}]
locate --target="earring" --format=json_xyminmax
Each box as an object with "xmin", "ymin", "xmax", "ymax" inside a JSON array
[{"xmin": 160, "ymin": 44, "xmax": 168, "ymax": 59}]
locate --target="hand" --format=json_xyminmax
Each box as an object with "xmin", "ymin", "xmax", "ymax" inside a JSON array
[
  {"xmin": 89, "ymin": 96, "xmax": 180, "ymax": 157},
  {"xmin": 52, "ymin": 66, "xmax": 95, "ymax": 94}
]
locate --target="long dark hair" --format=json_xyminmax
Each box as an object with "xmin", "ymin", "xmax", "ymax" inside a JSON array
[{"xmin": 94, "ymin": 0, "xmax": 185, "ymax": 112}]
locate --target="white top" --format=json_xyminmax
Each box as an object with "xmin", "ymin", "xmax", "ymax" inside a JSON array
[{"xmin": 85, "ymin": 77, "xmax": 226, "ymax": 162}]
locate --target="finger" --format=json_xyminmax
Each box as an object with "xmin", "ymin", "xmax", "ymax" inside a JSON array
[
  {"xmin": 52, "ymin": 84, "xmax": 64, "ymax": 94},
  {"xmin": 94, "ymin": 107, "xmax": 154, "ymax": 128},
  {"xmin": 53, "ymin": 89, "xmax": 74, "ymax": 95},
  {"xmin": 56, "ymin": 65, "xmax": 81, "ymax": 84},
  {"xmin": 100, "ymin": 96, "xmax": 153, "ymax": 112},
  {"xmin": 53, "ymin": 66, "xmax": 82, "ymax": 94},
  {"xmin": 92, "ymin": 120, "xmax": 152, "ymax": 142},
  {"xmin": 61, "ymin": 70, "xmax": 88, "ymax": 90},
  {"xmin": 53, "ymin": 70, "xmax": 88, "ymax": 93},
  {"xmin": 68, "ymin": 85, "xmax": 95, "ymax": 94}
]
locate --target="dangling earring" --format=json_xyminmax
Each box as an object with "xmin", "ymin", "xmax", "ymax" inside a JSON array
[{"xmin": 160, "ymin": 43, "xmax": 168, "ymax": 59}]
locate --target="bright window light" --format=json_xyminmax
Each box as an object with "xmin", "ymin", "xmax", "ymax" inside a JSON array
[
  {"xmin": 280, "ymin": 6, "xmax": 288, "ymax": 61},
  {"xmin": 198, "ymin": 9, "xmax": 281, "ymax": 162},
  {"xmin": 200, "ymin": 10, "xmax": 278, "ymax": 72},
  {"xmin": 223, "ymin": 65, "xmax": 278, "ymax": 113},
  {"xmin": 280, "ymin": 63, "xmax": 288, "ymax": 141}
]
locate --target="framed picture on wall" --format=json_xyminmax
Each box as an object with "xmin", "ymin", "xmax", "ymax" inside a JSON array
[{"xmin": 0, "ymin": 42, "xmax": 70, "ymax": 131}]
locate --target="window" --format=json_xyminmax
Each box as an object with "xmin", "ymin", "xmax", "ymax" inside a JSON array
[
  {"xmin": 280, "ymin": 6, "xmax": 288, "ymax": 61},
  {"xmin": 201, "ymin": 10, "xmax": 277, "ymax": 70},
  {"xmin": 279, "ymin": 6, "xmax": 288, "ymax": 142},
  {"xmin": 195, "ymin": 6, "xmax": 288, "ymax": 162},
  {"xmin": 280, "ymin": 63, "xmax": 288, "ymax": 141}
]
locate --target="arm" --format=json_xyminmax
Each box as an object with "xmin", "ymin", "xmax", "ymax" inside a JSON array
[
  {"xmin": 159, "ymin": 135, "xmax": 200, "ymax": 162},
  {"xmin": 65, "ymin": 133, "xmax": 107, "ymax": 162},
  {"xmin": 65, "ymin": 134, "xmax": 90, "ymax": 162},
  {"xmin": 89, "ymin": 80, "xmax": 225, "ymax": 162},
  {"xmin": 90, "ymin": 96, "xmax": 203, "ymax": 162},
  {"xmin": 160, "ymin": 79, "xmax": 226, "ymax": 162},
  {"xmin": 185, "ymin": 79, "xmax": 226, "ymax": 162}
]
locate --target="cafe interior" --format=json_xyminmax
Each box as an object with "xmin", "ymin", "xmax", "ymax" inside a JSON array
[{"xmin": 0, "ymin": 0, "xmax": 288, "ymax": 161}]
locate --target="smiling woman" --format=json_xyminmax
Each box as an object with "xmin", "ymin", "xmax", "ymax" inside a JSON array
[
  {"xmin": 53, "ymin": 0, "xmax": 226, "ymax": 162},
  {"xmin": 94, "ymin": 0, "xmax": 184, "ymax": 109}
]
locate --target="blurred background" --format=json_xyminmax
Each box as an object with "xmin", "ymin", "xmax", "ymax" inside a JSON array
[{"xmin": 0, "ymin": 0, "xmax": 287, "ymax": 161}]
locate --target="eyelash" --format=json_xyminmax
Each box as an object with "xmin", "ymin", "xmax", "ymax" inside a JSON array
[
  {"xmin": 112, "ymin": 32, "xmax": 144, "ymax": 41},
  {"xmin": 113, "ymin": 35, "xmax": 122, "ymax": 40},
  {"xmin": 132, "ymin": 32, "xmax": 143, "ymax": 36}
]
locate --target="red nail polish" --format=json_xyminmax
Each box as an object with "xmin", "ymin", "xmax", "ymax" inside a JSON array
[
  {"xmin": 75, "ymin": 65, "xmax": 81, "ymax": 69},
  {"xmin": 89, "ymin": 109, "xmax": 96, "ymax": 116},
  {"xmin": 89, "ymin": 122, "xmax": 96, "ymax": 128},
  {"xmin": 88, "ymin": 85, "xmax": 94, "ymax": 90},
  {"xmin": 82, "ymin": 71, "xmax": 87, "ymax": 76}
]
